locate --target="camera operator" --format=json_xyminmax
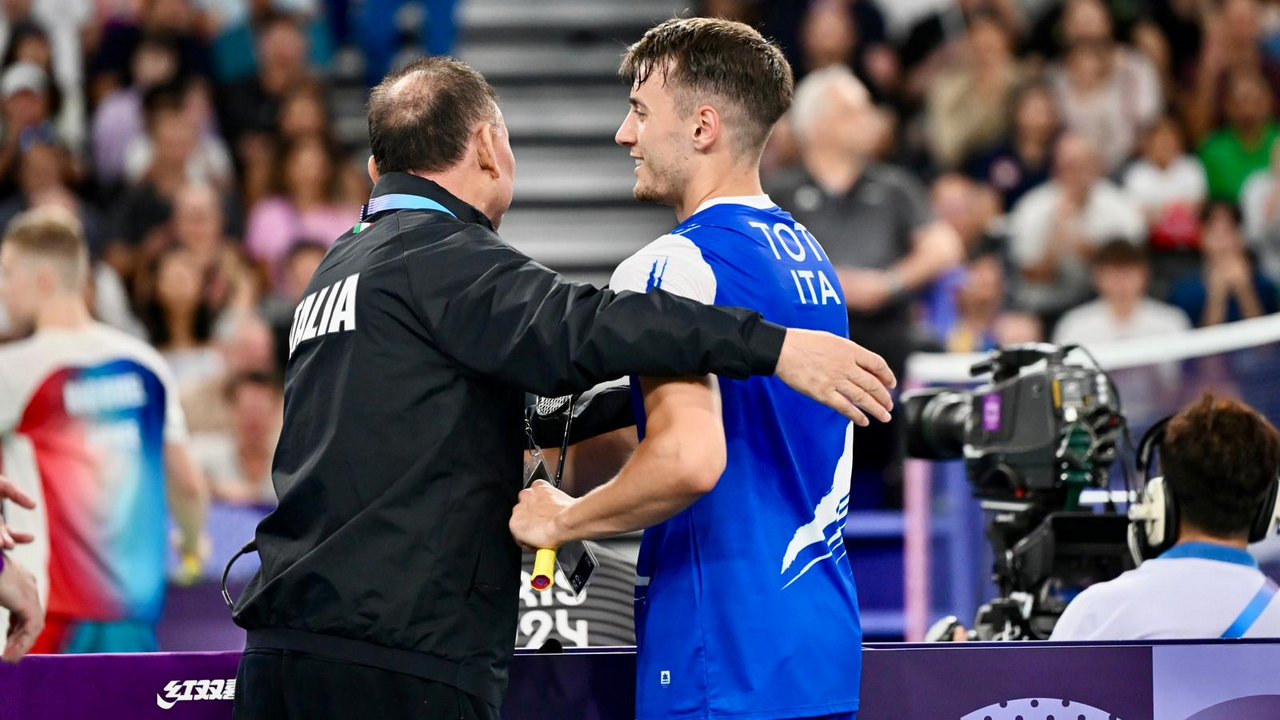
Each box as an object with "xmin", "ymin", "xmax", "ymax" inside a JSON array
[{"xmin": 1050, "ymin": 393, "xmax": 1280, "ymax": 640}]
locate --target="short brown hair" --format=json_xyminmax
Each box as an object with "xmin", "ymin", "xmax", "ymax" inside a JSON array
[
  {"xmin": 3, "ymin": 205, "xmax": 88, "ymax": 290},
  {"xmin": 1162, "ymin": 393, "xmax": 1280, "ymax": 539},
  {"xmin": 367, "ymin": 56, "xmax": 499, "ymax": 176},
  {"xmin": 620, "ymin": 17, "xmax": 794, "ymax": 156},
  {"xmin": 1091, "ymin": 240, "xmax": 1146, "ymax": 268}
]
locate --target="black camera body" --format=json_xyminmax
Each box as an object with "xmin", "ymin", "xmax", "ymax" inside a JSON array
[
  {"xmin": 903, "ymin": 344, "xmax": 1133, "ymax": 640},
  {"xmin": 904, "ymin": 344, "xmax": 1124, "ymax": 507}
]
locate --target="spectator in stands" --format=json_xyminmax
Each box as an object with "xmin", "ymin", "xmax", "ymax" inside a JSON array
[
  {"xmin": 2, "ymin": 21, "xmax": 83, "ymax": 157},
  {"xmin": 1008, "ymin": 133, "xmax": 1145, "ymax": 321},
  {"xmin": 1240, "ymin": 140, "xmax": 1280, "ymax": 283},
  {"xmin": 171, "ymin": 183, "xmax": 256, "ymax": 314},
  {"xmin": 925, "ymin": 12, "xmax": 1023, "ymax": 170},
  {"xmin": 798, "ymin": 0, "xmax": 898, "ymax": 102},
  {"xmin": 1051, "ymin": 394, "xmax": 1280, "ymax": 640},
  {"xmin": 192, "ymin": 371, "xmax": 281, "ymax": 506},
  {"xmin": 90, "ymin": 33, "xmax": 181, "ymax": 190},
  {"xmin": 899, "ymin": 0, "xmax": 1024, "ymax": 107},
  {"xmin": 767, "ymin": 65, "xmax": 962, "ymax": 495},
  {"xmin": 199, "ymin": 0, "xmax": 333, "ymax": 85},
  {"xmin": 767, "ymin": 65, "xmax": 964, "ymax": 380},
  {"xmin": 242, "ymin": 81, "xmax": 331, "ymax": 207},
  {"xmin": 1171, "ymin": 202, "xmax": 1279, "ymax": 326},
  {"xmin": 88, "ymin": 0, "xmax": 211, "ymax": 105},
  {"xmin": 105, "ymin": 83, "xmax": 210, "ymax": 283},
  {"xmin": 941, "ymin": 251, "xmax": 1044, "ymax": 352},
  {"xmin": 0, "ymin": 141, "xmax": 102, "ymax": 252},
  {"xmin": 124, "ymin": 79, "xmax": 233, "ymax": 189},
  {"xmin": 1123, "ymin": 115, "xmax": 1208, "ymax": 253},
  {"xmin": 138, "ymin": 245, "xmax": 223, "ymax": 390},
  {"xmin": 1053, "ymin": 241, "xmax": 1190, "ymax": 345},
  {"xmin": 277, "ymin": 81, "xmax": 330, "ymax": 142},
  {"xmin": 182, "ymin": 311, "xmax": 277, "ymax": 434},
  {"xmin": 245, "ymin": 135, "xmax": 352, "ymax": 289},
  {"xmin": 1047, "ymin": 0, "xmax": 1163, "ymax": 172},
  {"xmin": 966, "ymin": 82, "xmax": 1059, "ymax": 210},
  {"xmin": 0, "ymin": 62, "xmax": 59, "ymax": 194},
  {"xmin": 1199, "ymin": 68, "xmax": 1278, "ymax": 203},
  {"xmin": 218, "ymin": 12, "xmax": 311, "ymax": 169},
  {"xmin": 1186, "ymin": 0, "xmax": 1280, "ymax": 141}
]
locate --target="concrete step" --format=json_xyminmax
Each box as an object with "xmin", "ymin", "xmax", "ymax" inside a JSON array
[
  {"xmin": 459, "ymin": 0, "xmax": 685, "ymax": 41},
  {"xmin": 497, "ymin": 85, "xmax": 628, "ymax": 143},
  {"xmin": 499, "ymin": 204, "xmax": 672, "ymax": 272},
  {"xmin": 458, "ymin": 41, "xmax": 632, "ymax": 85},
  {"xmin": 511, "ymin": 145, "xmax": 640, "ymax": 204}
]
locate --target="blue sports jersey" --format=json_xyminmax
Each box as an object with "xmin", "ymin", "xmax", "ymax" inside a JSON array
[{"xmin": 609, "ymin": 196, "xmax": 862, "ymax": 720}]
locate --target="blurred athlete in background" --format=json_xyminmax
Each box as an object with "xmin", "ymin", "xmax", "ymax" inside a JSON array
[{"xmin": 0, "ymin": 207, "xmax": 208, "ymax": 654}]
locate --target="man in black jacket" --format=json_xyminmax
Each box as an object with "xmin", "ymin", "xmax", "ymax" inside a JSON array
[{"xmin": 230, "ymin": 57, "xmax": 896, "ymax": 720}]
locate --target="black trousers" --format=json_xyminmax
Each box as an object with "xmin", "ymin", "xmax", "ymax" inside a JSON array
[{"xmin": 233, "ymin": 648, "xmax": 500, "ymax": 720}]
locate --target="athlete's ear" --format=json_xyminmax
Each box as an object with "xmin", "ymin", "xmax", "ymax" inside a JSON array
[
  {"xmin": 366, "ymin": 155, "xmax": 379, "ymax": 183},
  {"xmin": 476, "ymin": 123, "xmax": 501, "ymax": 179},
  {"xmin": 691, "ymin": 104, "xmax": 721, "ymax": 153}
]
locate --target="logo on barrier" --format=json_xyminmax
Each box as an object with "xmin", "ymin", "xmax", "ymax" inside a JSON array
[
  {"xmin": 962, "ymin": 698, "xmax": 1121, "ymax": 720},
  {"xmin": 156, "ymin": 679, "xmax": 236, "ymax": 709}
]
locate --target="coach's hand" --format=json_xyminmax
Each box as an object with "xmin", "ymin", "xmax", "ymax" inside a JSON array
[
  {"xmin": 774, "ymin": 329, "xmax": 896, "ymax": 427},
  {"xmin": 0, "ymin": 556, "xmax": 43, "ymax": 662},
  {"xmin": 0, "ymin": 476, "xmax": 37, "ymax": 550},
  {"xmin": 510, "ymin": 480, "xmax": 575, "ymax": 551}
]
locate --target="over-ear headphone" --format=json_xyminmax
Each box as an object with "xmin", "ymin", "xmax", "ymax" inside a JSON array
[{"xmin": 1128, "ymin": 416, "xmax": 1280, "ymax": 565}]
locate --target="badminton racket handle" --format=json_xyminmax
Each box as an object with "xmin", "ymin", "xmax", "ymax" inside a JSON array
[{"xmin": 531, "ymin": 548, "xmax": 557, "ymax": 591}]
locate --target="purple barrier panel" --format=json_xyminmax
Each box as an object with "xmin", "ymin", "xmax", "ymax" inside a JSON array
[
  {"xmin": 0, "ymin": 651, "xmax": 240, "ymax": 719},
  {"xmin": 504, "ymin": 650, "xmax": 636, "ymax": 720},
  {"xmin": 1153, "ymin": 644, "xmax": 1280, "ymax": 720},
  {"xmin": 859, "ymin": 643, "xmax": 1154, "ymax": 720},
  {"xmin": 3, "ymin": 641, "xmax": 1277, "ymax": 719}
]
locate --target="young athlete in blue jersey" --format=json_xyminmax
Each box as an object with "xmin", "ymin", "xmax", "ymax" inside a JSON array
[{"xmin": 509, "ymin": 18, "xmax": 896, "ymax": 720}]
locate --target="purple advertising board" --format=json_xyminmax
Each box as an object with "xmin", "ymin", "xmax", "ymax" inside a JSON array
[{"xmin": 0, "ymin": 641, "xmax": 1277, "ymax": 719}]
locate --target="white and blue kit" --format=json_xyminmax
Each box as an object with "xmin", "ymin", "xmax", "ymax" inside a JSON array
[{"xmin": 610, "ymin": 196, "xmax": 862, "ymax": 720}]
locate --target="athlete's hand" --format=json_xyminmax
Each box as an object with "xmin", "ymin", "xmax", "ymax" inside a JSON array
[
  {"xmin": 510, "ymin": 480, "xmax": 576, "ymax": 551},
  {"xmin": 0, "ymin": 476, "xmax": 37, "ymax": 550},
  {"xmin": 774, "ymin": 329, "xmax": 896, "ymax": 427},
  {"xmin": 0, "ymin": 556, "xmax": 44, "ymax": 662}
]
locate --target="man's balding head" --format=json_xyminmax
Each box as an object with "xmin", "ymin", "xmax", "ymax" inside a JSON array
[{"xmin": 367, "ymin": 57, "xmax": 501, "ymax": 176}]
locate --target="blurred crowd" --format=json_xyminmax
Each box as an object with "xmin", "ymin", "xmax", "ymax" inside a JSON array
[
  {"xmin": 722, "ymin": 0, "xmax": 1280, "ymax": 370},
  {"xmin": 0, "ymin": 0, "xmax": 441, "ymax": 508}
]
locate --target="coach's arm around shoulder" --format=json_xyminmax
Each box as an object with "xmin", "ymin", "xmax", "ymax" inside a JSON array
[
  {"xmin": 510, "ymin": 375, "xmax": 724, "ymax": 550},
  {"xmin": 412, "ymin": 229, "xmax": 896, "ymax": 426}
]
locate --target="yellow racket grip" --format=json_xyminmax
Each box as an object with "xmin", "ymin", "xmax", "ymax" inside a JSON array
[{"xmin": 531, "ymin": 548, "xmax": 557, "ymax": 591}]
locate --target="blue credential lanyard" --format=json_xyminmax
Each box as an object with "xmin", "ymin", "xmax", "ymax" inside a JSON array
[
  {"xmin": 1159, "ymin": 543, "xmax": 1278, "ymax": 638},
  {"xmin": 358, "ymin": 193, "xmax": 458, "ymax": 227}
]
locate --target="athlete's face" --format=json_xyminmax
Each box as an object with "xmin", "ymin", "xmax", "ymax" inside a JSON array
[
  {"xmin": 0, "ymin": 245, "xmax": 38, "ymax": 328},
  {"xmin": 616, "ymin": 70, "xmax": 692, "ymax": 206}
]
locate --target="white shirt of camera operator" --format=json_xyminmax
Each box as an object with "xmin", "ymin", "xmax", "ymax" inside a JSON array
[{"xmin": 1050, "ymin": 546, "xmax": 1280, "ymax": 641}]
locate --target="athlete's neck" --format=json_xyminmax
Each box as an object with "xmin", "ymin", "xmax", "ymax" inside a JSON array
[
  {"xmin": 675, "ymin": 168, "xmax": 766, "ymax": 223},
  {"xmin": 36, "ymin": 295, "xmax": 93, "ymax": 331}
]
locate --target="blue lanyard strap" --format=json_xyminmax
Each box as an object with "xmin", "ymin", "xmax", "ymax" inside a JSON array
[
  {"xmin": 1222, "ymin": 578, "xmax": 1279, "ymax": 639},
  {"xmin": 360, "ymin": 193, "xmax": 458, "ymax": 222}
]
